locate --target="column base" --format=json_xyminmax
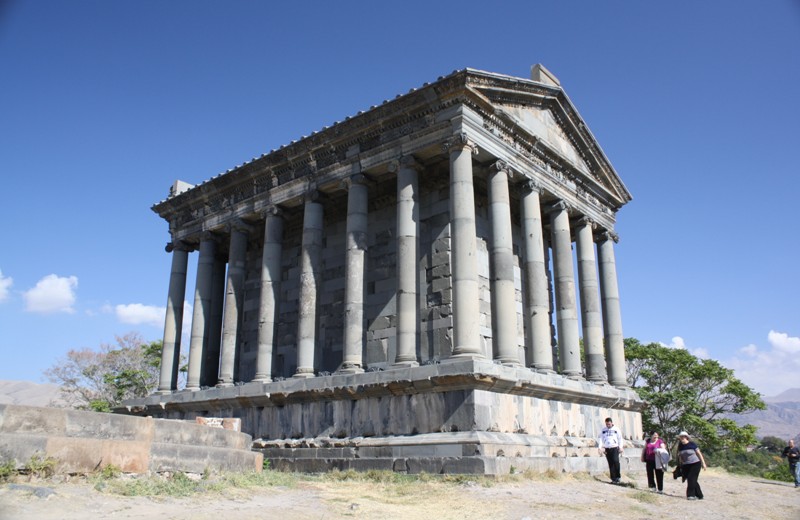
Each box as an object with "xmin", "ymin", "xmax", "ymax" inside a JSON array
[
  {"xmin": 216, "ymin": 382, "xmax": 234, "ymax": 388},
  {"xmin": 391, "ymin": 360, "xmax": 420, "ymax": 369},
  {"xmin": 496, "ymin": 358, "xmax": 523, "ymax": 367},
  {"xmin": 531, "ymin": 366, "xmax": 555, "ymax": 374},
  {"xmin": 336, "ymin": 363, "xmax": 364, "ymax": 375},
  {"xmin": 184, "ymin": 385, "xmax": 201, "ymax": 392},
  {"xmin": 293, "ymin": 369, "xmax": 315, "ymax": 379},
  {"xmin": 444, "ymin": 353, "xmax": 485, "ymax": 363},
  {"xmin": 251, "ymin": 376, "xmax": 273, "ymax": 384}
]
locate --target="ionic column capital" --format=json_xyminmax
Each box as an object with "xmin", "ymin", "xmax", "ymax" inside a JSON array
[
  {"xmin": 519, "ymin": 179, "xmax": 545, "ymax": 195},
  {"xmin": 576, "ymin": 216, "xmax": 596, "ymax": 230},
  {"xmin": 165, "ymin": 240, "xmax": 192, "ymax": 253},
  {"xmin": 199, "ymin": 231, "xmax": 221, "ymax": 244},
  {"xmin": 227, "ymin": 218, "xmax": 254, "ymax": 235},
  {"xmin": 596, "ymin": 229, "xmax": 620, "ymax": 243},
  {"xmin": 387, "ymin": 155, "xmax": 424, "ymax": 173},
  {"xmin": 304, "ymin": 188, "xmax": 321, "ymax": 204},
  {"xmin": 488, "ymin": 160, "xmax": 511, "ymax": 178},
  {"xmin": 442, "ymin": 132, "xmax": 479, "ymax": 155},
  {"xmin": 546, "ymin": 200, "xmax": 572, "ymax": 215},
  {"xmin": 260, "ymin": 205, "xmax": 283, "ymax": 220},
  {"xmin": 339, "ymin": 173, "xmax": 369, "ymax": 190}
]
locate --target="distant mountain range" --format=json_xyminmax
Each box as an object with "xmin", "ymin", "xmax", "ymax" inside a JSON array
[
  {"xmin": 2, "ymin": 380, "xmax": 798, "ymax": 441},
  {"xmin": 0, "ymin": 380, "xmax": 65, "ymax": 407},
  {"xmin": 727, "ymin": 388, "xmax": 800, "ymax": 441}
]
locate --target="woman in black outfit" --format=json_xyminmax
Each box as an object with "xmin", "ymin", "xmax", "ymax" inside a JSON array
[{"xmin": 677, "ymin": 431, "xmax": 707, "ymax": 500}]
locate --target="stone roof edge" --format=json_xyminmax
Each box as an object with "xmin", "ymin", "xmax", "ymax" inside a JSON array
[
  {"xmin": 151, "ymin": 68, "xmax": 470, "ymax": 214},
  {"xmin": 151, "ymin": 67, "xmax": 632, "ymax": 219}
]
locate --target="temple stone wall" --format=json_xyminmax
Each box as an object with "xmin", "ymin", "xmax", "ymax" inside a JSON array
[{"xmin": 234, "ymin": 171, "xmax": 539, "ymax": 377}]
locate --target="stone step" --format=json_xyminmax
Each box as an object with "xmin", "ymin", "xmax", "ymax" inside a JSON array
[{"xmin": 0, "ymin": 404, "xmax": 262, "ymax": 474}]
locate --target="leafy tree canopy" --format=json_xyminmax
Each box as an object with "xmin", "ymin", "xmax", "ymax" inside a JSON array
[
  {"xmin": 759, "ymin": 435, "xmax": 788, "ymax": 454},
  {"xmin": 45, "ymin": 332, "xmax": 164, "ymax": 412},
  {"xmin": 625, "ymin": 338, "xmax": 765, "ymax": 453}
]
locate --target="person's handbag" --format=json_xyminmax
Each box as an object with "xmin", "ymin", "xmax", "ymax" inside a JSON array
[
  {"xmin": 655, "ymin": 447, "xmax": 671, "ymax": 470},
  {"xmin": 672, "ymin": 465, "xmax": 683, "ymax": 480}
]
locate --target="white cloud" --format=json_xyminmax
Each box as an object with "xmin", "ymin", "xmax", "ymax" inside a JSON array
[
  {"xmin": 767, "ymin": 330, "xmax": 800, "ymax": 354},
  {"xmin": 726, "ymin": 330, "xmax": 800, "ymax": 397},
  {"xmin": 114, "ymin": 301, "xmax": 193, "ymax": 333},
  {"xmin": 23, "ymin": 274, "xmax": 78, "ymax": 314},
  {"xmin": 0, "ymin": 269, "xmax": 12, "ymax": 302},
  {"xmin": 663, "ymin": 336, "xmax": 686, "ymax": 349},
  {"xmin": 115, "ymin": 303, "xmax": 166, "ymax": 328},
  {"xmin": 658, "ymin": 335, "xmax": 709, "ymax": 359}
]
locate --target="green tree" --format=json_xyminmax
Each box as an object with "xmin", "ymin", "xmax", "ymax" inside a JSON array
[
  {"xmin": 759, "ymin": 435, "xmax": 787, "ymax": 454},
  {"xmin": 45, "ymin": 333, "xmax": 167, "ymax": 412},
  {"xmin": 625, "ymin": 338, "xmax": 765, "ymax": 453}
]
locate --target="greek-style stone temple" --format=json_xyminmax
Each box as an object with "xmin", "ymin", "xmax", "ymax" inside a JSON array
[{"xmin": 122, "ymin": 65, "xmax": 644, "ymax": 474}]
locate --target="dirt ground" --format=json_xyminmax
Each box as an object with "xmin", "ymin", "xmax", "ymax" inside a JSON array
[{"xmin": 2, "ymin": 468, "xmax": 798, "ymax": 520}]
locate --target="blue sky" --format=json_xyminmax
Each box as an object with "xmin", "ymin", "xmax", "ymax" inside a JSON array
[{"xmin": 1, "ymin": 1, "xmax": 798, "ymax": 396}]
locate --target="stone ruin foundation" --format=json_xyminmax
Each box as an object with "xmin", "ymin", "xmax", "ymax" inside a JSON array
[{"xmin": 121, "ymin": 65, "xmax": 645, "ymax": 474}]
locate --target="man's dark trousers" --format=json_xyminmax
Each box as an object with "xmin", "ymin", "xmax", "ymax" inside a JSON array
[{"xmin": 605, "ymin": 447, "xmax": 621, "ymax": 481}]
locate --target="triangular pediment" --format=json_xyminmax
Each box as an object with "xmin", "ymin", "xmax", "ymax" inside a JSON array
[
  {"xmin": 500, "ymin": 103, "xmax": 594, "ymax": 176},
  {"xmin": 467, "ymin": 70, "xmax": 632, "ymax": 207}
]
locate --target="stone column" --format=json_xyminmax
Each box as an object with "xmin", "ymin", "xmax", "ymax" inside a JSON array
[
  {"xmin": 520, "ymin": 181, "xmax": 553, "ymax": 372},
  {"xmin": 254, "ymin": 207, "xmax": 283, "ymax": 383},
  {"xmin": 340, "ymin": 174, "xmax": 369, "ymax": 373},
  {"xmin": 203, "ymin": 256, "xmax": 225, "ymax": 387},
  {"xmin": 548, "ymin": 201, "xmax": 581, "ymax": 378},
  {"xmin": 544, "ymin": 236, "xmax": 558, "ymax": 364},
  {"xmin": 185, "ymin": 235, "xmax": 217, "ymax": 391},
  {"xmin": 488, "ymin": 161, "xmax": 520, "ymax": 366},
  {"xmin": 445, "ymin": 133, "xmax": 483, "ymax": 359},
  {"xmin": 575, "ymin": 217, "xmax": 606, "ymax": 382},
  {"xmin": 217, "ymin": 221, "xmax": 250, "ymax": 387},
  {"xmin": 295, "ymin": 192, "xmax": 323, "ymax": 378},
  {"xmin": 393, "ymin": 157, "xmax": 420, "ymax": 367},
  {"xmin": 157, "ymin": 241, "xmax": 190, "ymax": 393},
  {"xmin": 598, "ymin": 230, "xmax": 627, "ymax": 387}
]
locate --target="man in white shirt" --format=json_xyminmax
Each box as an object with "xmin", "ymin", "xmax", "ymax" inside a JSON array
[{"xmin": 598, "ymin": 417, "xmax": 624, "ymax": 483}]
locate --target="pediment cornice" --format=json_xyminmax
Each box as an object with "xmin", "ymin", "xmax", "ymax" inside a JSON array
[{"xmin": 464, "ymin": 72, "xmax": 631, "ymax": 208}]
